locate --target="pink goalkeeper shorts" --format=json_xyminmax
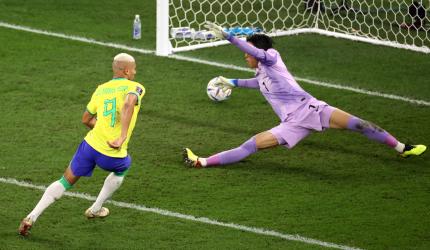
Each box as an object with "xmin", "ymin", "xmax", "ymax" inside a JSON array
[{"xmin": 270, "ymin": 104, "xmax": 335, "ymax": 149}]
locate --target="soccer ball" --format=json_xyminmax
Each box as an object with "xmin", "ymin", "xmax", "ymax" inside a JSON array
[{"xmin": 206, "ymin": 77, "xmax": 232, "ymax": 102}]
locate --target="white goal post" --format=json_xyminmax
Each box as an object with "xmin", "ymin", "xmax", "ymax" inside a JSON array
[{"xmin": 156, "ymin": 0, "xmax": 430, "ymax": 56}]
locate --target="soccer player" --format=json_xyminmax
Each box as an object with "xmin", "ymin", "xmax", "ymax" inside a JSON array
[
  {"xmin": 19, "ymin": 53, "xmax": 145, "ymax": 236},
  {"xmin": 183, "ymin": 22, "xmax": 426, "ymax": 168}
]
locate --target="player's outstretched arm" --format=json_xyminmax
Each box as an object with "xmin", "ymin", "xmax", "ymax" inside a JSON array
[
  {"xmin": 107, "ymin": 94, "xmax": 138, "ymax": 149},
  {"xmin": 213, "ymin": 76, "xmax": 237, "ymax": 92},
  {"xmin": 214, "ymin": 76, "xmax": 259, "ymax": 90},
  {"xmin": 228, "ymin": 36, "xmax": 276, "ymax": 65},
  {"xmin": 237, "ymin": 78, "xmax": 259, "ymax": 89},
  {"xmin": 204, "ymin": 22, "xmax": 276, "ymax": 65},
  {"xmin": 82, "ymin": 111, "xmax": 97, "ymax": 129}
]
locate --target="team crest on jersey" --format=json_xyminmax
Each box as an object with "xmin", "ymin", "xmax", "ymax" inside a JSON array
[{"xmin": 136, "ymin": 86, "xmax": 143, "ymax": 95}]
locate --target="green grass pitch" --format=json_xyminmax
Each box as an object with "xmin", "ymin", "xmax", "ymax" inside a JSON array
[{"xmin": 0, "ymin": 1, "xmax": 429, "ymax": 249}]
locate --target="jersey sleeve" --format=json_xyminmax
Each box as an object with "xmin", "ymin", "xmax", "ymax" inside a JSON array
[
  {"xmin": 86, "ymin": 88, "xmax": 98, "ymax": 115},
  {"xmin": 127, "ymin": 83, "xmax": 145, "ymax": 106},
  {"xmin": 237, "ymin": 78, "xmax": 259, "ymax": 89},
  {"xmin": 227, "ymin": 36, "xmax": 277, "ymax": 66}
]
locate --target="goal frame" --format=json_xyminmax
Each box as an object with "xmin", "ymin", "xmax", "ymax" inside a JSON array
[{"xmin": 156, "ymin": 0, "xmax": 430, "ymax": 56}]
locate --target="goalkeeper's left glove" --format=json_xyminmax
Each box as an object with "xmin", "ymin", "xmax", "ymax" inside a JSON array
[
  {"xmin": 214, "ymin": 76, "xmax": 237, "ymax": 92},
  {"xmin": 204, "ymin": 22, "xmax": 229, "ymax": 39}
]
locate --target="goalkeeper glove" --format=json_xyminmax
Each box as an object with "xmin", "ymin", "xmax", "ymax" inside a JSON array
[
  {"xmin": 204, "ymin": 22, "xmax": 229, "ymax": 39},
  {"xmin": 214, "ymin": 76, "xmax": 237, "ymax": 92}
]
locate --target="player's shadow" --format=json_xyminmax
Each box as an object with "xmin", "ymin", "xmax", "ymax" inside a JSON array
[
  {"xmin": 250, "ymin": 161, "xmax": 361, "ymax": 182},
  {"xmin": 223, "ymin": 159, "xmax": 381, "ymax": 185},
  {"xmin": 300, "ymin": 139, "xmax": 395, "ymax": 161},
  {"xmin": 148, "ymin": 109, "xmax": 428, "ymax": 172},
  {"xmin": 12, "ymin": 233, "xmax": 65, "ymax": 247},
  {"xmin": 226, "ymin": 140, "xmax": 428, "ymax": 182},
  {"xmin": 303, "ymin": 138, "xmax": 429, "ymax": 169}
]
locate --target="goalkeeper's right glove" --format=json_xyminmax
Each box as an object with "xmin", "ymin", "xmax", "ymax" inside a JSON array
[
  {"xmin": 204, "ymin": 22, "xmax": 229, "ymax": 39},
  {"xmin": 214, "ymin": 76, "xmax": 237, "ymax": 92}
]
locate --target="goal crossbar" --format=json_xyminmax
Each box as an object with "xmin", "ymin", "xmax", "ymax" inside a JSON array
[{"xmin": 157, "ymin": 0, "xmax": 430, "ymax": 55}]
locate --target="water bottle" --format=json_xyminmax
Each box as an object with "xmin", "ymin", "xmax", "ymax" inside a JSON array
[
  {"xmin": 133, "ymin": 14, "xmax": 141, "ymax": 40},
  {"xmin": 224, "ymin": 26, "xmax": 262, "ymax": 36}
]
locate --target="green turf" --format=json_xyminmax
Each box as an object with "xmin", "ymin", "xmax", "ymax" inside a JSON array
[
  {"xmin": 0, "ymin": 1, "xmax": 430, "ymax": 250},
  {"xmin": 0, "ymin": 0, "xmax": 156, "ymax": 48}
]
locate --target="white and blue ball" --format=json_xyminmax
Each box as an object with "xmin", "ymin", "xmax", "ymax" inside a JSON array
[{"xmin": 206, "ymin": 77, "xmax": 232, "ymax": 102}]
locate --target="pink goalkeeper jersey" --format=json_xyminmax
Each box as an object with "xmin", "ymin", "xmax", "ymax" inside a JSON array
[{"xmin": 228, "ymin": 36, "xmax": 325, "ymax": 122}]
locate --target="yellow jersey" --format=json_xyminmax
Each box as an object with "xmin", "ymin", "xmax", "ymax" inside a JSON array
[{"xmin": 84, "ymin": 78, "xmax": 145, "ymax": 157}]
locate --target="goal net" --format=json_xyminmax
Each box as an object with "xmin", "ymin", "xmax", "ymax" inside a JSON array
[{"xmin": 156, "ymin": 0, "xmax": 430, "ymax": 55}]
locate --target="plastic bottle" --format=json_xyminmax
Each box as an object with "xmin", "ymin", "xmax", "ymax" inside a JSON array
[
  {"xmin": 224, "ymin": 27, "xmax": 262, "ymax": 36},
  {"xmin": 133, "ymin": 14, "xmax": 141, "ymax": 40}
]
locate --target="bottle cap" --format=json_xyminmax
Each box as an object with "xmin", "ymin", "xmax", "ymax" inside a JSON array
[{"xmin": 135, "ymin": 14, "xmax": 140, "ymax": 19}]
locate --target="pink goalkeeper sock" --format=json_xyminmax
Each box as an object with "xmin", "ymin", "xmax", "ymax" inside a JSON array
[
  {"xmin": 347, "ymin": 116, "xmax": 398, "ymax": 148},
  {"xmin": 205, "ymin": 137, "xmax": 257, "ymax": 166}
]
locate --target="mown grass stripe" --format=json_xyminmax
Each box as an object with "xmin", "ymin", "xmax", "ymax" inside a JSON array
[
  {"xmin": 0, "ymin": 21, "xmax": 428, "ymax": 107},
  {"xmin": 0, "ymin": 177, "xmax": 362, "ymax": 250}
]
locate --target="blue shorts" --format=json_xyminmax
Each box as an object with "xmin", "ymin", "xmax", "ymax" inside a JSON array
[{"xmin": 70, "ymin": 140, "xmax": 131, "ymax": 177}]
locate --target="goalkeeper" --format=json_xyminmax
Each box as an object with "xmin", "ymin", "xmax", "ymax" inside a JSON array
[{"xmin": 183, "ymin": 22, "xmax": 426, "ymax": 168}]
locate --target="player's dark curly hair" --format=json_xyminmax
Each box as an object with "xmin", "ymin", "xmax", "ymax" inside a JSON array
[{"xmin": 246, "ymin": 34, "xmax": 274, "ymax": 51}]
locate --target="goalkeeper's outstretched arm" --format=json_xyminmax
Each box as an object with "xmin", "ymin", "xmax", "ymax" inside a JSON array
[
  {"xmin": 227, "ymin": 36, "xmax": 277, "ymax": 66},
  {"xmin": 215, "ymin": 76, "xmax": 259, "ymax": 90},
  {"xmin": 237, "ymin": 78, "xmax": 259, "ymax": 89},
  {"xmin": 204, "ymin": 22, "xmax": 276, "ymax": 66}
]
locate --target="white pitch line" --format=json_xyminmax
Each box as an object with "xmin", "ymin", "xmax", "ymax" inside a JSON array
[
  {"xmin": 294, "ymin": 77, "xmax": 430, "ymax": 106},
  {"xmin": 0, "ymin": 177, "xmax": 362, "ymax": 250},
  {"xmin": 0, "ymin": 21, "xmax": 428, "ymax": 107},
  {"xmin": 171, "ymin": 54, "xmax": 430, "ymax": 106},
  {"xmin": 0, "ymin": 22, "xmax": 154, "ymax": 55}
]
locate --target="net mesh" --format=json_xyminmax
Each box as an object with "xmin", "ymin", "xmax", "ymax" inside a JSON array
[{"xmin": 168, "ymin": 0, "xmax": 430, "ymax": 52}]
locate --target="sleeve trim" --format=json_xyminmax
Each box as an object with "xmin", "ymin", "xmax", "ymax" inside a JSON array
[
  {"xmin": 86, "ymin": 107, "xmax": 96, "ymax": 115},
  {"xmin": 127, "ymin": 91, "xmax": 141, "ymax": 106},
  {"xmin": 232, "ymin": 79, "xmax": 239, "ymax": 87}
]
